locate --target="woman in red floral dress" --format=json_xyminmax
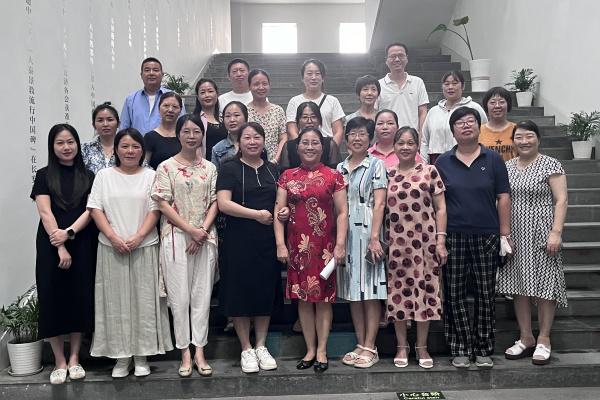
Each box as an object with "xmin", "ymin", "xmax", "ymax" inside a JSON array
[{"xmin": 274, "ymin": 127, "xmax": 348, "ymax": 373}]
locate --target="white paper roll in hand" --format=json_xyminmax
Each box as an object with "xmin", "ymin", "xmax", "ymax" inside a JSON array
[
  {"xmin": 500, "ymin": 235, "xmax": 512, "ymax": 257},
  {"xmin": 320, "ymin": 258, "xmax": 336, "ymax": 280}
]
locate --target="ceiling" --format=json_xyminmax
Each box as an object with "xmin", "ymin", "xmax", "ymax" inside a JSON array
[{"xmin": 231, "ymin": 0, "xmax": 364, "ymax": 3}]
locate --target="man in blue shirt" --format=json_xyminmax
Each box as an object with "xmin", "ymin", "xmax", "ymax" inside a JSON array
[
  {"xmin": 435, "ymin": 106, "xmax": 512, "ymax": 370},
  {"xmin": 120, "ymin": 57, "xmax": 185, "ymax": 134}
]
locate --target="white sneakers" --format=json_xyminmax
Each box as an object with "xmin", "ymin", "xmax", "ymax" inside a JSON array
[
  {"xmin": 255, "ymin": 346, "xmax": 277, "ymax": 370},
  {"xmin": 241, "ymin": 347, "xmax": 277, "ymax": 373},
  {"xmin": 112, "ymin": 356, "xmax": 151, "ymax": 378},
  {"xmin": 133, "ymin": 356, "xmax": 151, "ymax": 377},
  {"xmin": 50, "ymin": 368, "xmax": 67, "ymax": 384},
  {"xmin": 112, "ymin": 357, "xmax": 133, "ymax": 378},
  {"xmin": 241, "ymin": 348, "xmax": 260, "ymax": 373}
]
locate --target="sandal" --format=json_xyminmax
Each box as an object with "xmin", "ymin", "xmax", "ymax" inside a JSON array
[
  {"xmin": 532, "ymin": 343, "xmax": 551, "ymax": 365},
  {"xmin": 354, "ymin": 346, "xmax": 379, "ymax": 369},
  {"xmin": 505, "ymin": 340, "xmax": 536, "ymax": 360},
  {"xmin": 415, "ymin": 346, "xmax": 433, "ymax": 369},
  {"xmin": 393, "ymin": 345, "xmax": 409, "ymax": 368},
  {"xmin": 342, "ymin": 344, "xmax": 364, "ymax": 366}
]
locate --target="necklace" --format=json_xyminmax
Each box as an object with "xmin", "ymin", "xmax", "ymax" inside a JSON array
[{"xmin": 240, "ymin": 157, "xmax": 263, "ymax": 169}]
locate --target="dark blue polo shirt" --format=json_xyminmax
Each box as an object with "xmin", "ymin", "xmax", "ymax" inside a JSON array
[{"xmin": 435, "ymin": 145, "xmax": 510, "ymax": 235}]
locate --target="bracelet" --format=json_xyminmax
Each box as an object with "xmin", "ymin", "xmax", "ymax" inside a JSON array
[
  {"xmin": 200, "ymin": 226, "xmax": 208, "ymax": 233},
  {"xmin": 550, "ymin": 229, "xmax": 562, "ymax": 234},
  {"xmin": 435, "ymin": 232, "xmax": 447, "ymax": 237}
]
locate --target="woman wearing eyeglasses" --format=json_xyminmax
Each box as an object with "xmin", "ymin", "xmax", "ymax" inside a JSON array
[
  {"xmin": 337, "ymin": 117, "xmax": 387, "ymax": 369},
  {"xmin": 435, "ymin": 106, "xmax": 512, "ymax": 370}
]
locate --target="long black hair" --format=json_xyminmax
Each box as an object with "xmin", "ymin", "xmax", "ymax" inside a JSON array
[
  {"xmin": 193, "ymin": 78, "xmax": 220, "ymax": 121},
  {"xmin": 46, "ymin": 124, "xmax": 90, "ymax": 210}
]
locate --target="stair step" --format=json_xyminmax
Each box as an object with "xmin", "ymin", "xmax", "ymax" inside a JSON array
[
  {"xmin": 564, "ymin": 222, "xmax": 600, "ymax": 241},
  {"xmin": 568, "ymin": 189, "xmax": 600, "ymax": 205},
  {"xmin": 566, "ymin": 173, "xmax": 600, "ymax": 188},
  {"xmin": 562, "ymin": 242, "xmax": 600, "ymax": 264},
  {"xmin": 567, "ymin": 205, "xmax": 600, "ymax": 222},
  {"xmin": 564, "ymin": 264, "xmax": 600, "ymax": 289},
  {"xmin": 5, "ymin": 350, "xmax": 600, "ymax": 399},
  {"xmin": 538, "ymin": 147, "xmax": 573, "ymax": 160},
  {"xmin": 562, "ymin": 160, "xmax": 600, "ymax": 174}
]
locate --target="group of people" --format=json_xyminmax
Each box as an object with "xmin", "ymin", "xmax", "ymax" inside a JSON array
[{"xmin": 31, "ymin": 43, "xmax": 568, "ymax": 385}]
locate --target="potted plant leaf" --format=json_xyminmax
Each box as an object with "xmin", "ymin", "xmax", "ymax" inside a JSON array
[
  {"xmin": 428, "ymin": 16, "xmax": 491, "ymax": 92},
  {"xmin": 506, "ymin": 68, "xmax": 537, "ymax": 107},
  {"xmin": 162, "ymin": 73, "xmax": 191, "ymax": 95},
  {"xmin": 0, "ymin": 293, "xmax": 43, "ymax": 376},
  {"xmin": 563, "ymin": 111, "xmax": 600, "ymax": 159}
]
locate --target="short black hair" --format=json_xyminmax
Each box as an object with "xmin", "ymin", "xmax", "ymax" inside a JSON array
[
  {"xmin": 301, "ymin": 59, "xmax": 326, "ymax": 78},
  {"xmin": 158, "ymin": 91, "xmax": 183, "ymax": 108},
  {"xmin": 354, "ymin": 75, "xmax": 381, "ymax": 96},
  {"xmin": 441, "ymin": 70, "xmax": 465, "ymax": 85},
  {"xmin": 92, "ymin": 102, "xmax": 120, "ymax": 125},
  {"xmin": 394, "ymin": 126, "xmax": 419, "ymax": 144},
  {"xmin": 222, "ymin": 101, "xmax": 248, "ymax": 122},
  {"xmin": 482, "ymin": 86, "xmax": 513, "ymax": 114},
  {"xmin": 449, "ymin": 107, "xmax": 482, "ymax": 133},
  {"xmin": 512, "ymin": 120, "xmax": 540, "ymax": 140},
  {"xmin": 176, "ymin": 114, "xmax": 205, "ymax": 139},
  {"xmin": 345, "ymin": 116, "xmax": 375, "ymax": 141},
  {"xmin": 227, "ymin": 58, "xmax": 250, "ymax": 75},
  {"xmin": 375, "ymin": 109, "xmax": 399, "ymax": 125},
  {"xmin": 297, "ymin": 127, "xmax": 325, "ymax": 145},
  {"xmin": 385, "ymin": 42, "xmax": 409, "ymax": 56},
  {"xmin": 114, "ymin": 128, "xmax": 145, "ymax": 167},
  {"xmin": 248, "ymin": 69, "xmax": 270, "ymax": 85},
  {"xmin": 295, "ymin": 101, "xmax": 323, "ymax": 126},
  {"xmin": 141, "ymin": 57, "xmax": 162, "ymax": 72}
]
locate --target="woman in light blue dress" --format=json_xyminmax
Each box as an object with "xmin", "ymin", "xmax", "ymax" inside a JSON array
[{"xmin": 337, "ymin": 117, "xmax": 387, "ymax": 368}]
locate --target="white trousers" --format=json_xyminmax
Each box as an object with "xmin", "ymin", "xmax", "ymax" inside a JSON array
[{"xmin": 161, "ymin": 230, "xmax": 217, "ymax": 349}]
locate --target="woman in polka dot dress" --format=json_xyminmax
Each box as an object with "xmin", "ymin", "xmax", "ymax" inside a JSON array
[{"xmin": 386, "ymin": 126, "xmax": 448, "ymax": 369}]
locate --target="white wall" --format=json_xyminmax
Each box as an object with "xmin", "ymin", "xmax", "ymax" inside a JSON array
[
  {"xmin": 441, "ymin": 0, "xmax": 600, "ymax": 123},
  {"xmin": 0, "ymin": 0, "xmax": 230, "ymax": 308},
  {"xmin": 365, "ymin": 0, "xmax": 381, "ymax": 49},
  {"xmin": 231, "ymin": 3, "xmax": 365, "ymax": 53}
]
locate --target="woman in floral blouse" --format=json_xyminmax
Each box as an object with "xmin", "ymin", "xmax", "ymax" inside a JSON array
[
  {"xmin": 152, "ymin": 114, "xmax": 218, "ymax": 377},
  {"xmin": 82, "ymin": 102, "xmax": 120, "ymax": 173},
  {"xmin": 274, "ymin": 127, "xmax": 348, "ymax": 373}
]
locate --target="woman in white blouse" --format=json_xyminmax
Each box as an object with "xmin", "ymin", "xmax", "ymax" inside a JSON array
[
  {"xmin": 87, "ymin": 128, "xmax": 172, "ymax": 378},
  {"xmin": 285, "ymin": 59, "xmax": 345, "ymax": 145},
  {"xmin": 152, "ymin": 115, "xmax": 219, "ymax": 377}
]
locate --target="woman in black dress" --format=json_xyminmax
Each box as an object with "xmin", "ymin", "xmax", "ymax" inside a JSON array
[
  {"xmin": 144, "ymin": 92, "xmax": 183, "ymax": 169},
  {"xmin": 193, "ymin": 78, "xmax": 227, "ymax": 161},
  {"xmin": 30, "ymin": 124, "xmax": 96, "ymax": 384},
  {"xmin": 216, "ymin": 122, "xmax": 286, "ymax": 374}
]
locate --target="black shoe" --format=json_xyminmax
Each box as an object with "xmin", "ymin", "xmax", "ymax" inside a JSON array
[
  {"xmin": 296, "ymin": 358, "xmax": 315, "ymax": 370},
  {"xmin": 313, "ymin": 360, "xmax": 329, "ymax": 373}
]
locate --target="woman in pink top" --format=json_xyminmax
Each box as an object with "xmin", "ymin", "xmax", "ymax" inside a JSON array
[{"xmin": 369, "ymin": 109, "xmax": 423, "ymax": 169}]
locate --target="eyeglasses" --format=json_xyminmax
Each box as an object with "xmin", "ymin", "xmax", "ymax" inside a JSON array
[
  {"xmin": 347, "ymin": 131, "xmax": 369, "ymax": 139},
  {"xmin": 301, "ymin": 114, "xmax": 317, "ymax": 121},
  {"xmin": 453, "ymin": 118, "xmax": 477, "ymax": 128},
  {"xmin": 299, "ymin": 140, "xmax": 322, "ymax": 147},
  {"xmin": 387, "ymin": 54, "xmax": 407, "ymax": 61}
]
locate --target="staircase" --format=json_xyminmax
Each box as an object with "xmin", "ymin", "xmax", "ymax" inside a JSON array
[{"xmin": 3, "ymin": 48, "xmax": 599, "ymax": 399}]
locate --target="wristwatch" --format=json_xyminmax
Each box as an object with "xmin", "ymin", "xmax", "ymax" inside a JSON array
[{"xmin": 67, "ymin": 228, "xmax": 76, "ymax": 240}]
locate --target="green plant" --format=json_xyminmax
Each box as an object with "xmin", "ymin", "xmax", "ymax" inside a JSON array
[
  {"xmin": 0, "ymin": 294, "xmax": 39, "ymax": 343},
  {"xmin": 162, "ymin": 73, "xmax": 191, "ymax": 95},
  {"xmin": 427, "ymin": 16, "xmax": 474, "ymax": 60},
  {"xmin": 506, "ymin": 68, "xmax": 537, "ymax": 92},
  {"xmin": 563, "ymin": 111, "xmax": 600, "ymax": 141}
]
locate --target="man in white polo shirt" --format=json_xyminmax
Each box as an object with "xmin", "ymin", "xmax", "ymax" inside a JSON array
[
  {"xmin": 378, "ymin": 42, "xmax": 429, "ymax": 134},
  {"xmin": 218, "ymin": 58, "xmax": 253, "ymax": 114}
]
